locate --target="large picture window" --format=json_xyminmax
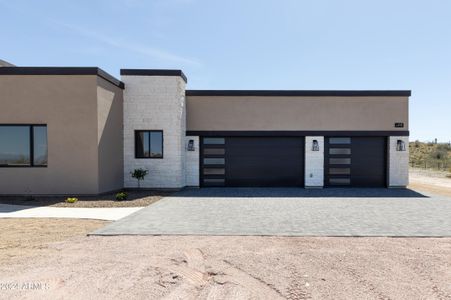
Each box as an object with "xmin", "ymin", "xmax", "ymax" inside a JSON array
[
  {"xmin": 135, "ymin": 130, "xmax": 163, "ymax": 158},
  {"xmin": 0, "ymin": 125, "xmax": 48, "ymax": 167}
]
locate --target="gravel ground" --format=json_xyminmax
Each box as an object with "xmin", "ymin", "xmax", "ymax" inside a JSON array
[
  {"xmin": 0, "ymin": 233, "xmax": 450, "ymax": 300},
  {"xmin": 0, "ymin": 191, "xmax": 172, "ymax": 208},
  {"xmin": 409, "ymin": 169, "xmax": 451, "ymax": 197}
]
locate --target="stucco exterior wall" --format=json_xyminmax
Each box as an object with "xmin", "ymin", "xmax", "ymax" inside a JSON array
[
  {"xmin": 96, "ymin": 77, "xmax": 124, "ymax": 193},
  {"xmin": 388, "ymin": 136, "xmax": 409, "ymax": 187},
  {"xmin": 0, "ymin": 75, "xmax": 100, "ymax": 194},
  {"xmin": 305, "ymin": 136, "xmax": 324, "ymax": 187},
  {"xmin": 187, "ymin": 96, "xmax": 409, "ymax": 131},
  {"xmin": 122, "ymin": 75, "xmax": 186, "ymax": 188}
]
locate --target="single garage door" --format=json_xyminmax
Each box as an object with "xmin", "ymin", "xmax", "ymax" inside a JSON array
[
  {"xmin": 201, "ymin": 137, "xmax": 304, "ymax": 187},
  {"xmin": 324, "ymin": 137, "xmax": 387, "ymax": 187}
]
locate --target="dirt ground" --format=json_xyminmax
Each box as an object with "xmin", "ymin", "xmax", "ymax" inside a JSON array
[
  {"xmin": 1, "ymin": 173, "xmax": 451, "ymax": 299},
  {"xmin": 0, "ymin": 219, "xmax": 108, "ymax": 265},
  {"xmin": 0, "ymin": 190, "xmax": 171, "ymax": 208},
  {"xmin": 0, "ymin": 220, "xmax": 450, "ymax": 300},
  {"xmin": 409, "ymin": 168, "xmax": 451, "ymax": 197}
]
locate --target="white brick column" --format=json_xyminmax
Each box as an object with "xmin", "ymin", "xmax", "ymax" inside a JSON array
[
  {"xmin": 185, "ymin": 136, "xmax": 199, "ymax": 187},
  {"xmin": 122, "ymin": 75, "xmax": 186, "ymax": 189},
  {"xmin": 388, "ymin": 136, "xmax": 409, "ymax": 187},
  {"xmin": 305, "ymin": 136, "xmax": 324, "ymax": 188}
]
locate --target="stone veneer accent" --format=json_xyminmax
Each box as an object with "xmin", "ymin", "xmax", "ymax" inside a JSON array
[
  {"xmin": 185, "ymin": 136, "xmax": 200, "ymax": 187},
  {"xmin": 388, "ymin": 136, "xmax": 409, "ymax": 187},
  {"xmin": 304, "ymin": 136, "xmax": 324, "ymax": 187},
  {"xmin": 122, "ymin": 75, "xmax": 186, "ymax": 188}
]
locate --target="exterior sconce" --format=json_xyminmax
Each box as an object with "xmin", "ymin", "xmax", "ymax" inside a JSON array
[
  {"xmin": 187, "ymin": 139, "xmax": 195, "ymax": 151},
  {"xmin": 396, "ymin": 140, "xmax": 406, "ymax": 151},
  {"xmin": 312, "ymin": 140, "xmax": 319, "ymax": 151}
]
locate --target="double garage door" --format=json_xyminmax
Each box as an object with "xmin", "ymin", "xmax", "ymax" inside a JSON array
[{"xmin": 200, "ymin": 136, "xmax": 386, "ymax": 187}]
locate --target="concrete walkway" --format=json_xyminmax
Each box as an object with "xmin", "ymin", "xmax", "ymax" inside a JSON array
[
  {"xmin": 0, "ymin": 204, "xmax": 143, "ymax": 221},
  {"xmin": 92, "ymin": 188, "xmax": 451, "ymax": 236}
]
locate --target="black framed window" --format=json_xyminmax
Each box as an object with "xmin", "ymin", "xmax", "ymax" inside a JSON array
[
  {"xmin": 0, "ymin": 125, "xmax": 47, "ymax": 167},
  {"xmin": 135, "ymin": 130, "xmax": 163, "ymax": 158}
]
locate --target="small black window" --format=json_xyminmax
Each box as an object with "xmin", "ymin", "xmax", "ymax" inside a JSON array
[
  {"xmin": 329, "ymin": 178, "xmax": 351, "ymax": 185},
  {"xmin": 0, "ymin": 125, "xmax": 48, "ymax": 167},
  {"xmin": 329, "ymin": 158, "xmax": 351, "ymax": 165},
  {"xmin": 203, "ymin": 148, "xmax": 225, "ymax": 155},
  {"xmin": 203, "ymin": 158, "xmax": 225, "ymax": 165},
  {"xmin": 329, "ymin": 148, "xmax": 351, "ymax": 155},
  {"xmin": 203, "ymin": 168, "xmax": 225, "ymax": 175},
  {"xmin": 329, "ymin": 168, "xmax": 351, "ymax": 175},
  {"xmin": 135, "ymin": 130, "xmax": 163, "ymax": 158},
  {"xmin": 203, "ymin": 138, "xmax": 225, "ymax": 145},
  {"xmin": 329, "ymin": 137, "xmax": 351, "ymax": 144},
  {"xmin": 203, "ymin": 178, "xmax": 225, "ymax": 183}
]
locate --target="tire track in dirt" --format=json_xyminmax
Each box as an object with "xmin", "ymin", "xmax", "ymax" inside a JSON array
[
  {"xmin": 284, "ymin": 239, "xmax": 312, "ymax": 300},
  {"xmin": 311, "ymin": 250, "xmax": 392, "ymax": 300},
  {"xmin": 160, "ymin": 248, "xmax": 284, "ymax": 300},
  {"xmin": 408, "ymin": 258, "xmax": 451, "ymax": 300},
  {"xmin": 286, "ymin": 243, "xmax": 391, "ymax": 300},
  {"xmin": 285, "ymin": 266, "xmax": 311, "ymax": 300},
  {"xmin": 341, "ymin": 266, "xmax": 392, "ymax": 300},
  {"xmin": 220, "ymin": 259, "xmax": 284, "ymax": 299}
]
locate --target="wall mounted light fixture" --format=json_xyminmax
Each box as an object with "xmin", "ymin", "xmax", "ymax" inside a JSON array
[
  {"xmin": 187, "ymin": 139, "xmax": 195, "ymax": 151},
  {"xmin": 396, "ymin": 140, "xmax": 406, "ymax": 151},
  {"xmin": 312, "ymin": 139, "xmax": 319, "ymax": 151}
]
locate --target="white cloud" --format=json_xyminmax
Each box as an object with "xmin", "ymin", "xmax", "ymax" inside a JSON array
[{"xmin": 57, "ymin": 22, "xmax": 201, "ymax": 66}]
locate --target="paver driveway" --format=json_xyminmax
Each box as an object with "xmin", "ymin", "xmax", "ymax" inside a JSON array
[{"xmin": 92, "ymin": 188, "xmax": 451, "ymax": 236}]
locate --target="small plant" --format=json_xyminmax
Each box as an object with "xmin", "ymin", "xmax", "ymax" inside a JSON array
[
  {"xmin": 130, "ymin": 168, "xmax": 149, "ymax": 188},
  {"xmin": 65, "ymin": 197, "xmax": 78, "ymax": 203},
  {"xmin": 115, "ymin": 192, "xmax": 128, "ymax": 201}
]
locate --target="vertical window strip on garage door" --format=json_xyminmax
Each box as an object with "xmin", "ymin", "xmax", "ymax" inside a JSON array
[
  {"xmin": 326, "ymin": 137, "xmax": 352, "ymax": 186},
  {"xmin": 201, "ymin": 137, "xmax": 226, "ymax": 186}
]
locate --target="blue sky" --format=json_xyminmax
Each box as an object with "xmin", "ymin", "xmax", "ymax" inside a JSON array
[{"xmin": 1, "ymin": 0, "xmax": 450, "ymax": 142}]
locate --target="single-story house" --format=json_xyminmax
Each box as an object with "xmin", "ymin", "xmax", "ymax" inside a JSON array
[{"xmin": 0, "ymin": 66, "xmax": 410, "ymax": 195}]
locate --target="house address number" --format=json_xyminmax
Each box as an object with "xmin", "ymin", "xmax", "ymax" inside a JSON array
[{"xmin": 394, "ymin": 122, "xmax": 404, "ymax": 128}]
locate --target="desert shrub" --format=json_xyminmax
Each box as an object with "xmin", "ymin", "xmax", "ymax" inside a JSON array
[
  {"xmin": 429, "ymin": 149, "xmax": 447, "ymax": 160},
  {"xmin": 116, "ymin": 192, "xmax": 128, "ymax": 201},
  {"xmin": 437, "ymin": 143, "xmax": 451, "ymax": 151},
  {"xmin": 130, "ymin": 168, "xmax": 149, "ymax": 188},
  {"xmin": 65, "ymin": 197, "xmax": 78, "ymax": 203}
]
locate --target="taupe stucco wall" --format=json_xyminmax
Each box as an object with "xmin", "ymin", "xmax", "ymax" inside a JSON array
[
  {"xmin": 0, "ymin": 75, "xmax": 123, "ymax": 195},
  {"xmin": 96, "ymin": 77, "xmax": 124, "ymax": 193},
  {"xmin": 187, "ymin": 96, "xmax": 409, "ymax": 131}
]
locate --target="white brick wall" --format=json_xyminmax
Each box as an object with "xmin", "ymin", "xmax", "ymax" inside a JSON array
[
  {"xmin": 185, "ymin": 136, "xmax": 199, "ymax": 186},
  {"xmin": 388, "ymin": 136, "xmax": 409, "ymax": 187},
  {"xmin": 122, "ymin": 75, "xmax": 186, "ymax": 188},
  {"xmin": 305, "ymin": 136, "xmax": 324, "ymax": 187}
]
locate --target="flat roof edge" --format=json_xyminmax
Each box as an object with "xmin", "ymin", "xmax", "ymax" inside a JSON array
[
  {"xmin": 0, "ymin": 67, "xmax": 124, "ymax": 89},
  {"xmin": 186, "ymin": 90, "xmax": 412, "ymax": 97},
  {"xmin": 186, "ymin": 130, "xmax": 410, "ymax": 137},
  {"xmin": 120, "ymin": 69, "xmax": 188, "ymax": 83}
]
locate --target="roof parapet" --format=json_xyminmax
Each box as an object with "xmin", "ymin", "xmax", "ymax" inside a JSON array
[{"xmin": 120, "ymin": 69, "xmax": 187, "ymax": 83}]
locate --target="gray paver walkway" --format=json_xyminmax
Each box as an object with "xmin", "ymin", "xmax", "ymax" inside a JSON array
[{"xmin": 91, "ymin": 188, "xmax": 451, "ymax": 236}]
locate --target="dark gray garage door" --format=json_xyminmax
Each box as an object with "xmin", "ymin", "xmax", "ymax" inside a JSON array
[
  {"xmin": 324, "ymin": 137, "xmax": 387, "ymax": 187},
  {"xmin": 201, "ymin": 137, "xmax": 304, "ymax": 187}
]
